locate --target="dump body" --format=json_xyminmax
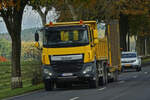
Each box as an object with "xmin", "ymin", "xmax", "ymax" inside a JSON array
[
  {"xmin": 95, "ymin": 20, "xmax": 121, "ymax": 71},
  {"xmin": 96, "ymin": 38, "xmax": 108, "ymax": 60}
]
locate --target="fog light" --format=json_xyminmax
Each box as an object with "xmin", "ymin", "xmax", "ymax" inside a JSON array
[
  {"xmin": 83, "ymin": 71, "xmax": 86, "ymax": 74},
  {"xmin": 49, "ymin": 73, "xmax": 52, "ymax": 76}
]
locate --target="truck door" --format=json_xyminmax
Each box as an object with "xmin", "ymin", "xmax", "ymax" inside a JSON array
[{"xmin": 88, "ymin": 27, "xmax": 95, "ymax": 61}]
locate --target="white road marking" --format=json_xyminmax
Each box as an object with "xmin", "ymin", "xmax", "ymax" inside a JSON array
[
  {"xmin": 119, "ymin": 81, "xmax": 125, "ymax": 83},
  {"xmin": 144, "ymin": 72, "xmax": 148, "ymax": 74},
  {"xmin": 98, "ymin": 87, "xmax": 106, "ymax": 91},
  {"xmin": 133, "ymin": 75, "xmax": 137, "ymax": 78},
  {"xmin": 70, "ymin": 97, "xmax": 79, "ymax": 100}
]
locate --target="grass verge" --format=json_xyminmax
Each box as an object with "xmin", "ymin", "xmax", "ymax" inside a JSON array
[
  {"xmin": 142, "ymin": 57, "xmax": 150, "ymax": 64},
  {"xmin": 0, "ymin": 61, "xmax": 43, "ymax": 100},
  {"xmin": 0, "ymin": 84, "xmax": 44, "ymax": 100}
]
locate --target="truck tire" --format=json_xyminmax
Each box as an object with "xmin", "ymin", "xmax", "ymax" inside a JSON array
[
  {"xmin": 99, "ymin": 66, "xmax": 108, "ymax": 86},
  {"xmin": 44, "ymin": 79, "xmax": 54, "ymax": 91},
  {"xmin": 89, "ymin": 74, "xmax": 99, "ymax": 88},
  {"xmin": 104, "ymin": 66, "xmax": 108, "ymax": 84},
  {"xmin": 108, "ymin": 71, "xmax": 118, "ymax": 82}
]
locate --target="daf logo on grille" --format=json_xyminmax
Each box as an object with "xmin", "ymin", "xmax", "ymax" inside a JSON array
[{"xmin": 61, "ymin": 57, "xmax": 72, "ymax": 60}]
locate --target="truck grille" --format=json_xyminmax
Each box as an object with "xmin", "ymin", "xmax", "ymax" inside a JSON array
[{"xmin": 51, "ymin": 61, "xmax": 83, "ymax": 73}]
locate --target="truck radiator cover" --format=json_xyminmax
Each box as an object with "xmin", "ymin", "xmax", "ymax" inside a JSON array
[{"xmin": 51, "ymin": 61, "xmax": 83, "ymax": 73}]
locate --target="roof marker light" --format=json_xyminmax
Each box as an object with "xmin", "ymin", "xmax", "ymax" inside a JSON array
[
  {"xmin": 80, "ymin": 20, "xmax": 83, "ymax": 24},
  {"xmin": 49, "ymin": 22, "xmax": 53, "ymax": 26}
]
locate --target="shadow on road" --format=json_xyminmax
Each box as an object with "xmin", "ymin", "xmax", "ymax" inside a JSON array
[{"xmin": 54, "ymin": 84, "xmax": 90, "ymax": 91}]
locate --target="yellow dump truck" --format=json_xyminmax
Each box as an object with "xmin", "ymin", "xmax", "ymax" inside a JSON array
[{"xmin": 34, "ymin": 20, "xmax": 121, "ymax": 91}]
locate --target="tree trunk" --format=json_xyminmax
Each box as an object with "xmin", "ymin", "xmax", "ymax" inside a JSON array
[
  {"xmin": 119, "ymin": 14, "xmax": 128, "ymax": 51},
  {"xmin": 9, "ymin": 18, "xmax": 23, "ymax": 89},
  {"xmin": 37, "ymin": 7, "xmax": 48, "ymax": 26},
  {"xmin": 0, "ymin": 0, "xmax": 27, "ymax": 89},
  {"xmin": 147, "ymin": 38, "xmax": 150, "ymax": 55},
  {"xmin": 136, "ymin": 36, "xmax": 145, "ymax": 56},
  {"xmin": 3, "ymin": 20, "xmax": 23, "ymax": 89},
  {"xmin": 11, "ymin": 34, "xmax": 22, "ymax": 89},
  {"xmin": 144, "ymin": 38, "xmax": 147, "ymax": 56},
  {"xmin": 127, "ymin": 33, "xmax": 130, "ymax": 51},
  {"xmin": 134, "ymin": 36, "xmax": 137, "ymax": 51},
  {"xmin": 41, "ymin": 14, "xmax": 46, "ymax": 26}
]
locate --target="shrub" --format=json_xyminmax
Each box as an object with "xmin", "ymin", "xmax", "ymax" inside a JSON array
[{"xmin": 0, "ymin": 56, "xmax": 7, "ymax": 62}]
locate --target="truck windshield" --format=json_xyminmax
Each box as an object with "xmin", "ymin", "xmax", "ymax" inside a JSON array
[{"xmin": 43, "ymin": 26, "xmax": 89, "ymax": 48}]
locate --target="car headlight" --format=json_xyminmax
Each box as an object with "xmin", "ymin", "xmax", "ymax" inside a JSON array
[{"xmin": 83, "ymin": 65, "xmax": 93, "ymax": 74}]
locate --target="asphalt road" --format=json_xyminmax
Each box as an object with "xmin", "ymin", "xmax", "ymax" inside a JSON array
[{"xmin": 5, "ymin": 65, "xmax": 150, "ymax": 100}]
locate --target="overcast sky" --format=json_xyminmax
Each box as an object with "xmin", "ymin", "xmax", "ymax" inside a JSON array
[{"xmin": 0, "ymin": 6, "xmax": 58, "ymax": 33}]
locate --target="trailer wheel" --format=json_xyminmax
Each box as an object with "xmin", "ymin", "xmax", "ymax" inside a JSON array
[
  {"xmin": 44, "ymin": 79, "xmax": 54, "ymax": 91},
  {"xmin": 99, "ymin": 62, "xmax": 108, "ymax": 86}
]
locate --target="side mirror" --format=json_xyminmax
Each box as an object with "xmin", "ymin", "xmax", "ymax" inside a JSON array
[
  {"xmin": 93, "ymin": 30, "xmax": 98, "ymax": 39},
  {"xmin": 35, "ymin": 31, "xmax": 39, "ymax": 42},
  {"xmin": 34, "ymin": 42, "xmax": 39, "ymax": 48},
  {"xmin": 94, "ymin": 39, "xmax": 99, "ymax": 44}
]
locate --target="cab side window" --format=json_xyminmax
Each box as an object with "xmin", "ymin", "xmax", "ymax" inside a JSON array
[{"xmin": 88, "ymin": 27, "xmax": 94, "ymax": 45}]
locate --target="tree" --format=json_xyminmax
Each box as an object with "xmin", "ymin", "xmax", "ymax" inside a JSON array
[
  {"xmin": 102, "ymin": 0, "xmax": 150, "ymax": 51},
  {"xmin": 0, "ymin": 0, "xmax": 28, "ymax": 89},
  {"xmin": 128, "ymin": 14, "xmax": 150, "ymax": 55},
  {"xmin": 30, "ymin": 0, "xmax": 58, "ymax": 26},
  {"xmin": 56, "ymin": 0, "xmax": 106, "ymax": 21}
]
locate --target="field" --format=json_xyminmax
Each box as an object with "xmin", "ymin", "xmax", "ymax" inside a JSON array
[{"xmin": 0, "ymin": 61, "xmax": 44, "ymax": 99}]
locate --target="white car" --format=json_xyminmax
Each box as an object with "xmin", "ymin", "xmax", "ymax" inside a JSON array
[{"xmin": 121, "ymin": 52, "xmax": 141, "ymax": 72}]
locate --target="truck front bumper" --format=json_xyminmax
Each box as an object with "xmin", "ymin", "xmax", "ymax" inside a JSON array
[{"xmin": 42, "ymin": 62, "xmax": 96, "ymax": 82}]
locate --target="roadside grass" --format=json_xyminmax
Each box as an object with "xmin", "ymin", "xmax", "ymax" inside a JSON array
[
  {"xmin": 0, "ymin": 84, "xmax": 44, "ymax": 100},
  {"xmin": 142, "ymin": 57, "xmax": 150, "ymax": 64},
  {"xmin": 0, "ymin": 61, "xmax": 43, "ymax": 100}
]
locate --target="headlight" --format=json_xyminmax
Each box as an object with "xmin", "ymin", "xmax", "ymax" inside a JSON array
[
  {"xmin": 83, "ymin": 65, "xmax": 93, "ymax": 74},
  {"xmin": 43, "ymin": 68, "xmax": 52, "ymax": 76},
  {"xmin": 43, "ymin": 69, "xmax": 49, "ymax": 74}
]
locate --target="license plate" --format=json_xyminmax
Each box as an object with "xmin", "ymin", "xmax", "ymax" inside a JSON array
[
  {"xmin": 62, "ymin": 73, "xmax": 73, "ymax": 76},
  {"xmin": 125, "ymin": 64, "xmax": 131, "ymax": 67}
]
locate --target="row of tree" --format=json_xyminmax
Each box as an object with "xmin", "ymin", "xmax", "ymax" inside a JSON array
[{"xmin": 0, "ymin": 0, "xmax": 150, "ymax": 89}]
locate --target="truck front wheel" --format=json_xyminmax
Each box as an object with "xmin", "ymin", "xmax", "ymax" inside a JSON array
[
  {"xmin": 44, "ymin": 79, "xmax": 54, "ymax": 91},
  {"xmin": 89, "ymin": 74, "xmax": 99, "ymax": 88}
]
